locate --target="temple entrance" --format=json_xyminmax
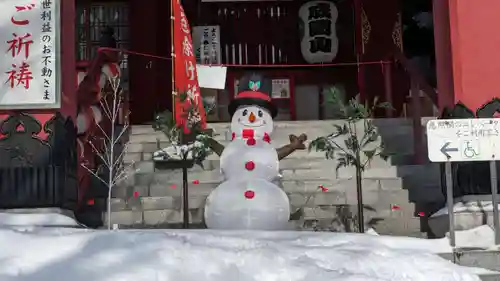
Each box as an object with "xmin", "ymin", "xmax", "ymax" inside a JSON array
[{"xmin": 76, "ymin": 0, "xmax": 172, "ymax": 124}]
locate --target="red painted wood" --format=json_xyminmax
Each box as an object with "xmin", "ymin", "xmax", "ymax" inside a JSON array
[
  {"xmin": 432, "ymin": 0, "xmax": 455, "ymax": 110},
  {"xmin": 361, "ymin": 0, "xmax": 407, "ymax": 114},
  {"xmin": 155, "ymin": 0, "xmax": 173, "ymax": 114}
]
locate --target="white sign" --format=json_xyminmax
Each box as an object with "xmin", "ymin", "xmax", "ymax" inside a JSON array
[
  {"xmin": 299, "ymin": 1, "xmax": 338, "ymax": 64},
  {"xmin": 271, "ymin": 79, "xmax": 290, "ymax": 99},
  {"xmin": 193, "ymin": 25, "xmax": 221, "ymax": 65},
  {"xmin": 426, "ymin": 118, "xmax": 500, "ymax": 162},
  {"xmin": 0, "ymin": 0, "xmax": 60, "ymax": 109},
  {"xmin": 197, "ymin": 64, "xmax": 227, "ymax": 90}
]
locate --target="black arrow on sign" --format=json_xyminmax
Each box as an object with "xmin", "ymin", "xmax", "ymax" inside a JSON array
[{"xmin": 441, "ymin": 142, "xmax": 458, "ymax": 158}]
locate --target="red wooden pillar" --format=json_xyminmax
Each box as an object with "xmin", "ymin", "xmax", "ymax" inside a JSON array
[
  {"xmin": 353, "ymin": 0, "xmax": 365, "ymax": 101},
  {"xmin": 434, "ymin": 0, "xmax": 500, "ymax": 111}
]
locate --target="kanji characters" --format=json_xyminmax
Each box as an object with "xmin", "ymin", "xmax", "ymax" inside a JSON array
[
  {"xmin": 186, "ymin": 83, "xmax": 199, "ymax": 103},
  {"xmin": 308, "ymin": 3, "xmax": 331, "ymax": 20},
  {"xmin": 180, "ymin": 10, "xmax": 190, "ymax": 33},
  {"xmin": 11, "ymin": 4, "xmax": 35, "ymax": 25},
  {"xmin": 41, "ymin": 0, "xmax": 52, "ymax": 9},
  {"xmin": 182, "ymin": 36, "xmax": 194, "ymax": 57},
  {"xmin": 309, "ymin": 20, "xmax": 332, "ymax": 37},
  {"xmin": 185, "ymin": 61, "xmax": 195, "ymax": 80},
  {"xmin": 6, "ymin": 33, "xmax": 33, "ymax": 59},
  {"xmin": 309, "ymin": 37, "xmax": 332, "ymax": 53},
  {"xmin": 5, "ymin": 62, "xmax": 33, "ymax": 89},
  {"xmin": 40, "ymin": 10, "xmax": 51, "ymax": 21}
]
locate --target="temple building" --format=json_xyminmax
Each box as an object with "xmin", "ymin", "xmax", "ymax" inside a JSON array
[{"xmin": 1, "ymin": 0, "xmax": 500, "ymax": 229}]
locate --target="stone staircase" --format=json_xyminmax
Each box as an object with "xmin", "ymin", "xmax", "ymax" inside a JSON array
[
  {"xmin": 108, "ymin": 119, "xmax": 444, "ymax": 236},
  {"xmin": 440, "ymin": 250, "xmax": 500, "ymax": 281}
]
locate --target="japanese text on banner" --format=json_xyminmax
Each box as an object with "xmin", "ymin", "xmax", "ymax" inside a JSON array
[
  {"xmin": 1, "ymin": 0, "xmax": 59, "ymax": 108},
  {"xmin": 173, "ymin": 1, "xmax": 206, "ymax": 132}
]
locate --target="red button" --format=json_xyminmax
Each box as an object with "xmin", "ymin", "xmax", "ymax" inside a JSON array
[
  {"xmin": 246, "ymin": 138, "xmax": 256, "ymax": 146},
  {"xmin": 245, "ymin": 161, "xmax": 255, "ymax": 171},
  {"xmin": 244, "ymin": 190, "xmax": 255, "ymax": 199}
]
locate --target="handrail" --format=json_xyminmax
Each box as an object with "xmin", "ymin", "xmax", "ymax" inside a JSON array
[
  {"xmin": 391, "ymin": 49, "xmax": 439, "ymax": 164},
  {"xmin": 76, "ymin": 49, "xmax": 120, "ymax": 106},
  {"xmin": 392, "ymin": 50, "xmax": 438, "ymax": 106}
]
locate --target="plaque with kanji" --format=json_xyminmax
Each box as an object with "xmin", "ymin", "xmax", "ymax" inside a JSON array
[{"xmin": 0, "ymin": 0, "xmax": 61, "ymax": 109}]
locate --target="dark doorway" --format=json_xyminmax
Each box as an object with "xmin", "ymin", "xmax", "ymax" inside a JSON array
[{"xmin": 401, "ymin": 0, "xmax": 436, "ymax": 88}]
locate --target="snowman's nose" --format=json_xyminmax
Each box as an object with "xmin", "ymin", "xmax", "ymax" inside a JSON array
[{"xmin": 248, "ymin": 112, "xmax": 256, "ymax": 123}]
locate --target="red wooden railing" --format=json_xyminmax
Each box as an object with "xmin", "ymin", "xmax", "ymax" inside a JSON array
[
  {"xmin": 75, "ymin": 48, "xmax": 122, "ymax": 206},
  {"xmin": 391, "ymin": 49, "xmax": 439, "ymax": 164}
]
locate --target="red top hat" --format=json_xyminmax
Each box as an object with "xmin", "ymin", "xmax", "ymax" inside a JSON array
[{"xmin": 228, "ymin": 73, "xmax": 278, "ymax": 118}]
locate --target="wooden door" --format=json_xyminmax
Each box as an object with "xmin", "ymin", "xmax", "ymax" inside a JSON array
[
  {"xmin": 154, "ymin": 0, "xmax": 173, "ymax": 115},
  {"xmin": 128, "ymin": 0, "xmax": 160, "ymax": 124}
]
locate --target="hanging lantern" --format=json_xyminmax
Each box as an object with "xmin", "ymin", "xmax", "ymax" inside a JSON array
[{"xmin": 299, "ymin": 1, "xmax": 339, "ymax": 64}]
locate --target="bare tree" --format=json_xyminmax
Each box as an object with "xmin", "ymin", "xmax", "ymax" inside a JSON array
[{"xmin": 82, "ymin": 77, "xmax": 137, "ymax": 230}]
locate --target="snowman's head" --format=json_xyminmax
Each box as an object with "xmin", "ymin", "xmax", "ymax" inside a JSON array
[{"xmin": 231, "ymin": 105, "xmax": 274, "ymax": 138}]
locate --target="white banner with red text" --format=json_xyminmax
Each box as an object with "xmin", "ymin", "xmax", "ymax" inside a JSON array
[{"xmin": 0, "ymin": 0, "xmax": 60, "ymax": 109}]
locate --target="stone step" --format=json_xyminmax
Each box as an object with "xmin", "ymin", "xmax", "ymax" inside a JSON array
[
  {"xmin": 106, "ymin": 188, "xmax": 415, "ymax": 233},
  {"xmin": 111, "ymin": 179, "xmax": 412, "ymax": 221},
  {"xmin": 439, "ymin": 250, "xmax": 500, "ymax": 272},
  {"xmin": 126, "ymin": 133, "xmax": 420, "ymax": 155},
  {"xmin": 127, "ymin": 119, "xmax": 429, "ymax": 156},
  {"xmin": 129, "ymin": 158, "xmax": 440, "ymax": 179},
  {"xmin": 124, "ymin": 150, "xmax": 418, "ymax": 169},
  {"xmin": 480, "ymin": 273, "xmax": 500, "ymax": 281},
  {"xmin": 130, "ymin": 119, "xmax": 426, "ymax": 135},
  {"xmin": 127, "ymin": 163, "xmax": 438, "ymax": 187}
]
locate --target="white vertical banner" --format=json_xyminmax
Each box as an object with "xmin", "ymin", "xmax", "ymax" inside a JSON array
[
  {"xmin": 0, "ymin": 0, "xmax": 61, "ymax": 109},
  {"xmin": 193, "ymin": 25, "xmax": 221, "ymax": 65}
]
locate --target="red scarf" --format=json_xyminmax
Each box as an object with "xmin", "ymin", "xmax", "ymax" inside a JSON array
[{"xmin": 232, "ymin": 129, "xmax": 271, "ymax": 143}]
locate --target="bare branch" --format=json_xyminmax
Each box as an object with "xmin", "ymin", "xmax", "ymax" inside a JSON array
[
  {"xmin": 89, "ymin": 141, "xmax": 110, "ymax": 168},
  {"xmin": 81, "ymin": 163, "xmax": 109, "ymax": 187},
  {"xmin": 100, "ymin": 98, "xmax": 113, "ymax": 121},
  {"xmin": 113, "ymin": 163, "xmax": 138, "ymax": 186},
  {"xmin": 113, "ymin": 123, "xmax": 129, "ymax": 146},
  {"xmin": 95, "ymin": 122, "xmax": 112, "ymax": 144},
  {"xmin": 113, "ymin": 142, "xmax": 131, "ymax": 169}
]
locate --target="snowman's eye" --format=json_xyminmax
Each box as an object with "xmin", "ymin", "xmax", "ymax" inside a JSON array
[
  {"xmin": 242, "ymin": 109, "xmax": 248, "ymax": 116},
  {"xmin": 258, "ymin": 110, "xmax": 263, "ymax": 117}
]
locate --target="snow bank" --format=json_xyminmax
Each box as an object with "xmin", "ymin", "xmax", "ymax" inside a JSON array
[
  {"xmin": 0, "ymin": 228, "xmax": 481, "ymax": 281},
  {"xmin": 0, "ymin": 211, "xmax": 81, "ymax": 227},
  {"xmin": 432, "ymin": 201, "xmax": 500, "ymax": 217}
]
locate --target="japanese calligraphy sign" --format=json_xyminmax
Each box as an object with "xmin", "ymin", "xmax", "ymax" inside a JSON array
[
  {"xmin": 172, "ymin": 0, "xmax": 206, "ymax": 132},
  {"xmin": 0, "ymin": 0, "xmax": 60, "ymax": 109},
  {"xmin": 192, "ymin": 25, "xmax": 221, "ymax": 65},
  {"xmin": 298, "ymin": 1, "xmax": 338, "ymax": 64}
]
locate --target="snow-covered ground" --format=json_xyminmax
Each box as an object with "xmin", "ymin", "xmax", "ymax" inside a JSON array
[{"xmin": 0, "ymin": 213, "xmax": 494, "ymax": 281}]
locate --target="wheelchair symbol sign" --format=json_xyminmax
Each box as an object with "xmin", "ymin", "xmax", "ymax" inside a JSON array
[{"xmin": 462, "ymin": 140, "xmax": 480, "ymax": 159}]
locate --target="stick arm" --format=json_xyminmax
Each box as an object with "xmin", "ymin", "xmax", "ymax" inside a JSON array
[
  {"xmin": 276, "ymin": 133, "xmax": 308, "ymax": 160},
  {"xmin": 276, "ymin": 144, "xmax": 298, "ymax": 160},
  {"xmin": 206, "ymin": 137, "xmax": 225, "ymax": 156}
]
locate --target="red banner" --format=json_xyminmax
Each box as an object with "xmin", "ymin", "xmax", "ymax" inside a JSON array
[{"xmin": 172, "ymin": 0, "xmax": 206, "ymax": 132}]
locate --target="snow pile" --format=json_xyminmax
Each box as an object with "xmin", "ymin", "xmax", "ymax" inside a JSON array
[
  {"xmin": 0, "ymin": 228, "xmax": 482, "ymax": 281},
  {"xmin": 432, "ymin": 201, "xmax": 500, "ymax": 217},
  {"xmin": 453, "ymin": 225, "xmax": 497, "ymax": 249},
  {"xmin": 0, "ymin": 211, "xmax": 81, "ymax": 227}
]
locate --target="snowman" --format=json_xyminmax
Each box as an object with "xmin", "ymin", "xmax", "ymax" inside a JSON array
[{"xmin": 204, "ymin": 74, "xmax": 307, "ymax": 230}]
